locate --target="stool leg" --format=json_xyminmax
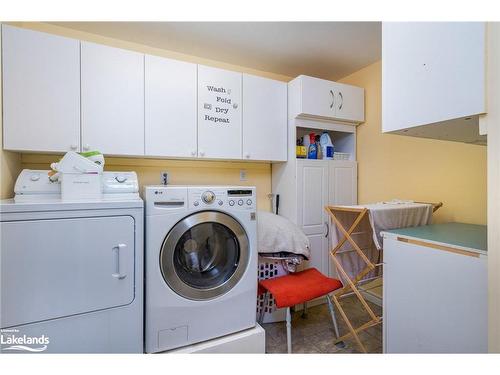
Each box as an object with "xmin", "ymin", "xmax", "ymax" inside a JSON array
[
  {"xmin": 286, "ymin": 307, "xmax": 292, "ymax": 354},
  {"xmin": 301, "ymin": 301, "xmax": 308, "ymax": 319},
  {"xmin": 326, "ymin": 295, "xmax": 344, "ymax": 347},
  {"xmin": 259, "ymin": 292, "xmax": 269, "ymax": 324}
]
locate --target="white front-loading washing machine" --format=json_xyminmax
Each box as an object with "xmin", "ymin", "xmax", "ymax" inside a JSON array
[{"xmin": 144, "ymin": 186, "xmax": 257, "ymax": 353}]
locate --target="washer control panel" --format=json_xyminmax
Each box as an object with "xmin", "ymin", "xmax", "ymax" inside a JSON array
[{"xmin": 189, "ymin": 187, "xmax": 256, "ymax": 210}]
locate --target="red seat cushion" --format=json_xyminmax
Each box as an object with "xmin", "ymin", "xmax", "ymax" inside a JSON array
[{"xmin": 258, "ymin": 268, "xmax": 343, "ymax": 308}]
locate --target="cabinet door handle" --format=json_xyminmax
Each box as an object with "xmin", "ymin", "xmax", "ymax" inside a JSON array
[
  {"xmin": 70, "ymin": 144, "xmax": 78, "ymax": 151},
  {"xmin": 112, "ymin": 244, "xmax": 127, "ymax": 280},
  {"xmin": 324, "ymin": 221, "xmax": 330, "ymax": 238},
  {"xmin": 338, "ymin": 91, "xmax": 343, "ymax": 110},
  {"xmin": 83, "ymin": 144, "xmax": 90, "ymax": 151},
  {"xmin": 199, "ymin": 150, "xmax": 205, "ymax": 157},
  {"xmin": 190, "ymin": 150, "xmax": 196, "ymax": 157},
  {"xmin": 329, "ymin": 90, "xmax": 335, "ymax": 109}
]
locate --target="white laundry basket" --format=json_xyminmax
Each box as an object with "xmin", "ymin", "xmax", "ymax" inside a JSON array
[{"xmin": 256, "ymin": 256, "xmax": 288, "ymax": 323}]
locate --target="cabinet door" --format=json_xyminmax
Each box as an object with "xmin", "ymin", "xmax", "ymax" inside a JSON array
[
  {"xmin": 303, "ymin": 233, "xmax": 330, "ymax": 276},
  {"xmin": 383, "ymin": 237, "xmax": 487, "ymax": 353},
  {"xmin": 81, "ymin": 42, "xmax": 144, "ymax": 156},
  {"xmin": 329, "ymin": 161, "xmax": 358, "ymax": 205},
  {"xmin": 334, "ymin": 83, "xmax": 365, "ymax": 123},
  {"xmin": 382, "ymin": 22, "xmax": 485, "ymax": 133},
  {"xmin": 145, "ymin": 55, "xmax": 197, "ymax": 158},
  {"xmin": 300, "ymin": 75, "xmax": 337, "ymax": 119},
  {"xmin": 197, "ymin": 65, "xmax": 242, "ymax": 159},
  {"xmin": 297, "ymin": 160, "xmax": 329, "ymax": 235},
  {"xmin": 2, "ymin": 25, "xmax": 80, "ymax": 152},
  {"xmin": 242, "ymin": 74, "xmax": 287, "ymax": 161}
]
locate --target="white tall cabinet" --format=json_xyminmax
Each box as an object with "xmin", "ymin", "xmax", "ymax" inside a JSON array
[
  {"xmin": 145, "ymin": 55, "xmax": 197, "ymax": 158},
  {"xmin": 81, "ymin": 42, "xmax": 145, "ymax": 156},
  {"xmin": 2, "ymin": 25, "xmax": 80, "ymax": 153},
  {"xmin": 272, "ymin": 74, "xmax": 363, "ymax": 287}
]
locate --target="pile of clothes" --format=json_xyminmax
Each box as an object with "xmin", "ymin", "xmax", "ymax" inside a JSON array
[{"xmin": 257, "ymin": 211, "xmax": 310, "ymax": 272}]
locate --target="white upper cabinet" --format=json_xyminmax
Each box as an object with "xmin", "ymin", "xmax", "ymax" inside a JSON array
[
  {"xmin": 289, "ymin": 75, "xmax": 365, "ymax": 123},
  {"xmin": 145, "ymin": 55, "xmax": 197, "ymax": 158},
  {"xmin": 242, "ymin": 74, "xmax": 287, "ymax": 161},
  {"xmin": 197, "ymin": 65, "xmax": 242, "ymax": 159},
  {"xmin": 382, "ymin": 22, "xmax": 486, "ymax": 143},
  {"xmin": 334, "ymin": 82, "xmax": 365, "ymax": 123},
  {"xmin": 2, "ymin": 25, "xmax": 80, "ymax": 153},
  {"xmin": 81, "ymin": 42, "xmax": 144, "ymax": 156}
]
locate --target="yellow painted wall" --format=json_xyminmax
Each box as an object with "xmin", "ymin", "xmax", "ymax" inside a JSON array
[
  {"xmin": 340, "ymin": 61, "xmax": 487, "ymax": 225},
  {"xmin": 1, "ymin": 22, "xmax": 293, "ymax": 209},
  {"xmin": 21, "ymin": 154, "xmax": 272, "ymax": 210}
]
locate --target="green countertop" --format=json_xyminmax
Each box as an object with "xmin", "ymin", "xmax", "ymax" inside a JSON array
[{"xmin": 383, "ymin": 222, "xmax": 487, "ymax": 253}]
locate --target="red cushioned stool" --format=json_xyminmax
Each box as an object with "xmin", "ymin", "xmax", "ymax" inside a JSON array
[{"xmin": 258, "ymin": 267, "xmax": 343, "ymax": 353}]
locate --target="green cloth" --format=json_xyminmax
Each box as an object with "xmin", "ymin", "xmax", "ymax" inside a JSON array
[{"xmin": 385, "ymin": 222, "xmax": 487, "ymax": 252}]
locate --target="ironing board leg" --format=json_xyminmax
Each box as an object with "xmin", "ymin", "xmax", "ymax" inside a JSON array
[
  {"xmin": 326, "ymin": 294, "xmax": 345, "ymax": 347},
  {"xmin": 286, "ymin": 307, "xmax": 292, "ymax": 354}
]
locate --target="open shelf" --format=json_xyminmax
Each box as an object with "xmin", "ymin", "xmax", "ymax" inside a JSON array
[{"xmin": 296, "ymin": 126, "xmax": 356, "ymax": 161}]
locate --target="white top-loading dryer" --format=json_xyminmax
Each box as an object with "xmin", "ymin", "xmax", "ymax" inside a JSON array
[
  {"xmin": 0, "ymin": 170, "xmax": 143, "ymax": 353},
  {"xmin": 144, "ymin": 186, "xmax": 258, "ymax": 353}
]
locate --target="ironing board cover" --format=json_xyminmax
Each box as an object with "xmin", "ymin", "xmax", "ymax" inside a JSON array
[
  {"xmin": 348, "ymin": 201, "xmax": 433, "ymax": 249},
  {"xmin": 330, "ymin": 201, "xmax": 433, "ymax": 279}
]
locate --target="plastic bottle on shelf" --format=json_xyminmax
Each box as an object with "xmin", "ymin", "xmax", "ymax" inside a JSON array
[
  {"xmin": 303, "ymin": 134, "xmax": 310, "ymax": 150},
  {"xmin": 307, "ymin": 133, "xmax": 317, "ymax": 159},
  {"xmin": 320, "ymin": 131, "xmax": 334, "ymax": 160},
  {"xmin": 315, "ymin": 135, "xmax": 323, "ymax": 160}
]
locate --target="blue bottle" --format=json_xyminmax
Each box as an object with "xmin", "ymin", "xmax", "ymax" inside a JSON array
[{"xmin": 307, "ymin": 133, "xmax": 317, "ymax": 159}]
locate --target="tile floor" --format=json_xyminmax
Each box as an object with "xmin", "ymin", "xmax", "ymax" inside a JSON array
[{"xmin": 262, "ymin": 296, "xmax": 383, "ymax": 354}]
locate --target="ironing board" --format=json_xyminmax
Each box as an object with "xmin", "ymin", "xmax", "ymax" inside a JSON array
[{"xmin": 325, "ymin": 201, "xmax": 443, "ymax": 352}]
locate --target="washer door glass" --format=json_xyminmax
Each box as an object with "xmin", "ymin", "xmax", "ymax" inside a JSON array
[{"xmin": 160, "ymin": 211, "xmax": 249, "ymax": 300}]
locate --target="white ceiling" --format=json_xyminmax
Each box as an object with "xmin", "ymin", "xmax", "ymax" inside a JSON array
[{"xmin": 50, "ymin": 22, "xmax": 381, "ymax": 80}]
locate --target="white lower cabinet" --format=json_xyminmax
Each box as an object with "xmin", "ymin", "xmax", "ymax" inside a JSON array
[
  {"xmin": 296, "ymin": 160, "xmax": 357, "ymax": 281},
  {"xmin": 145, "ymin": 55, "xmax": 197, "ymax": 158},
  {"xmin": 383, "ymin": 233, "xmax": 487, "ymax": 353},
  {"xmin": 81, "ymin": 42, "xmax": 145, "ymax": 156}
]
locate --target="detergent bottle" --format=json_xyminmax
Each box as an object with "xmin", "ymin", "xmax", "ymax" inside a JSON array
[
  {"xmin": 307, "ymin": 133, "xmax": 317, "ymax": 159},
  {"xmin": 320, "ymin": 131, "xmax": 334, "ymax": 160}
]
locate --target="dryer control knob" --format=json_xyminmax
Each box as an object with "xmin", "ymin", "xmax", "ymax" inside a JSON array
[
  {"xmin": 238, "ymin": 199, "xmax": 244, "ymax": 206},
  {"xmin": 194, "ymin": 201, "xmax": 200, "ymax": 207},
  {"xmin": 229, "ymin": 200, "xmax": 235, "ymax": 206},
  {"xmin": 202, "ymin": 191, "xmax": 215, "ymax": 204},
  {"xmin": 218, "ymin": 200, "xmax": 223, "ymax": 206},
  {"xmin": 247, "ymin": 199, "xmax": 252, "ymax": 205},
  {"xmin": 30, "ymin": 173, "xmax": 40, "ymax": 182}
]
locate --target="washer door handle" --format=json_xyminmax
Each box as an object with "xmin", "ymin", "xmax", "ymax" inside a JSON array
[{"xmin": 112, "ymin": 244, "xmax": 127, "ymax": 280}]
